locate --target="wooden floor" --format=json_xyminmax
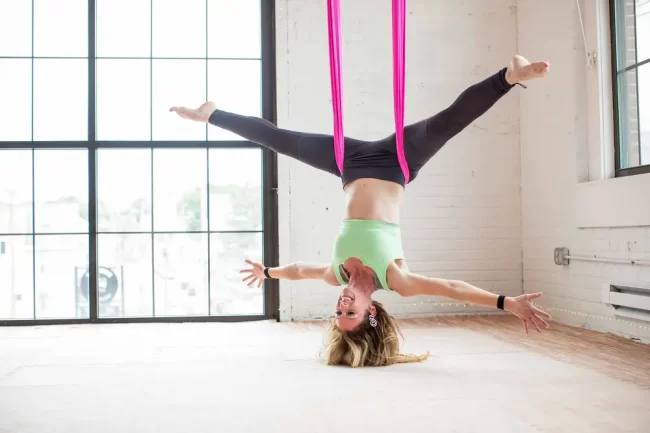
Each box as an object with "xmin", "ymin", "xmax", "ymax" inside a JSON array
[
  {"xmin": 1, "ymin": 315, "xmax": 649, "ymax": 433},
  {"xmin": 393, "ymin": 315, "xmax": 650, "ymax": 389}
]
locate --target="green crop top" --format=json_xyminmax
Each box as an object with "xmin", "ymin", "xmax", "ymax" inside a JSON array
[{"xmin": 332, "ymin": 219, "xmax": 405, "ymax": 291}]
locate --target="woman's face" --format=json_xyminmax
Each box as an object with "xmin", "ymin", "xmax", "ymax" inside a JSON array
[{"xmin": 335, "ymin": 286, "xmax": 376, "ymax": 332}]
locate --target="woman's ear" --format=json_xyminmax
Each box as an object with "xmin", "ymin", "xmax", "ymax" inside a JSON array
[{"xmin": 369, "ymin": 304, "xmax": 377, "ymax": 317}]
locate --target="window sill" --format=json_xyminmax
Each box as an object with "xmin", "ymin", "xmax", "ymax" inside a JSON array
[
  {"xmin": 574, "ymin": 172, "xmax": 650, "ymax": 228},
  {"xmin": 615, "ymin": 165, "xmax": 650, "ymax": 178}
]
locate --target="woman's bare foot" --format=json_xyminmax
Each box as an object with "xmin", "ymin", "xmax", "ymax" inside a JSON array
[
  {"xmin": 505, "ymin": 55, "xmax": 549, "ymax": 85},
  {"xmin": 169, "ymin": 101, "xmax": 216, "ymax": 123}
]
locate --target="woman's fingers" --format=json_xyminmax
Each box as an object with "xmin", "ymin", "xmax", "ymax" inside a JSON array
[
  {"xmin": 533, "ymin": 314, "xmax": 550, "ymax": 329},
  {"xmin": 534, "ymin": 307, "xmax": 552, "ymax": 319},
  {"xmin": 244, "ymin": 258, "xmax": 263, "ymax": 270},
  {"xmin": 530, "ymin": 318, "xmax": 542, "ymax": 333}
]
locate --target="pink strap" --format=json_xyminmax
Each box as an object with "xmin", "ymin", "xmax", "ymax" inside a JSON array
[
  {"xmin": 392, "ymin": 0, "xmax": 409, "ymax": 184},
  {"xmin": 327, "ymin": 0, "xmax": 345, "ymax": 176},
  {"xmin": 327, "ymin": 0, "xmax": 409, "ymax": 183}
]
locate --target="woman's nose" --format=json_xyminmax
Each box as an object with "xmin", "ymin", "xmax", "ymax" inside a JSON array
[{"xmin": 339, "ymin": 296, "xmax": 353, "ymax": 307}]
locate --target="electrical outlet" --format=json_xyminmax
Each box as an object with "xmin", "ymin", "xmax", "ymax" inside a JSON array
[{"xmin": 554, "ymin": 247, "xmax": 570, "ymax": 266}]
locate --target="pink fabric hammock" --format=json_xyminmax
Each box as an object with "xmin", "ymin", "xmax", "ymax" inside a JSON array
[{"xmin": 327, "ymin": 0, "xmax": 410, "ymax": 184}]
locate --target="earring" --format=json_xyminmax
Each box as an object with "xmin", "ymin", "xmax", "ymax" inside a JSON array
[{"xmin": 369, "ymin": 314, "xmax": 378, "ymax": 328}]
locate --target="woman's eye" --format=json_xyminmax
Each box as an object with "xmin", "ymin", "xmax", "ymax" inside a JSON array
[
  {"xmin": 335, "ymin": 311, "xmax": 342, "ymax": 317},
  {"xmin": 347, "ymin": 312, "xmax": 356, "ymax": 317}
]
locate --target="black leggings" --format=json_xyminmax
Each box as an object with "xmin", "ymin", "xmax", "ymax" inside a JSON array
[{"xmin": 208, "ymin": 68, "xmax": 516, "ymax": 187}]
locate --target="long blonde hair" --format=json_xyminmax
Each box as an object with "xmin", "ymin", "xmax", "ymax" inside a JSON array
[{"xmin": 323, "ymin": 301, "xmax": 430, "ymax": 368}]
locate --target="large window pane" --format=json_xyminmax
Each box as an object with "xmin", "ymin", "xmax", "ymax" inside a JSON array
[
  {"xmin": 152, "ymin": 0, "xmax": 206, "ymax": 58},
  {"xmin": 640, "ymin": 64, "xmax": 649, "ymax": 165},
  {"xmin": 97, "ymin": 60, "xmax": 151, "ymax": 140},
  {"xmin": 617, "ymin": 69, "xmax": 641, "ymax": 169},
  {"xmin": 153, "ymin": 233, "xmax": 208, "ymax": 316},
  {"xmin": 98, "ymin": 234, "xmax": 153, "ymax": 318},
  {"xmin": 207, "ymin": 0, "xmax": 261, "ymax": 59},
  {"xmin": 33, "ymin": 0, "xmax": 87, "ymax": 57},
  {"xmin": 0, "ymin": 60, "xmax": 32, "ymax": 141},
  {"xmin": 209, "ymin": 149, "xmax": 262, "ymax": 231},
  {"xmin": 207, "ymin": 60, "xmax": 261, "ymax": 140},
  {"xmin": 0, "ymin": 235, "xmax": 34, "ymax": 320},
  {"xmin": 210, "ymin": 233, "xmax": 263, "ymax": 315},
  {"xmin": 153, "ymin": 149, "xmax": 207, "ymax": 232},
  {"xmin": 0, "ymin": 150, "xmax": 33, "ymax": 234},
  {"xmin": 34, "ymin": 150, "xmax": 88, "ymax": 234},
  {"xmin": 98, "ymin": 149, "xmax": 152, "ymax": 232},
  {"xmin": 0, "ymin": 1, "xmax": 31, "ymax": 56},
  {"xmin": 97, "ymin": 0, "xmax": 150, "ymax": 57},
  {"xmin": 152, "ymin": 60, "xmax": 206, "ymax": 140},
  {"xmin": 35, "ymin": 234, "xmax": 88, "ymax": 319},
  {"xmin": 637, "ymin": 0, "xmax": 650, "ymax": 63},
  {"xmin": 33, "ymin": 60, "xmax": 87, "ymax": 141}
]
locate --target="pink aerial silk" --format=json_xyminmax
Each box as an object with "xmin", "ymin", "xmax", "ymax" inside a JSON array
[
  {"xmin": 326, "ymin": 0, "xmax": 410, "ymax": 183},
  {"xmin": 391, "ymin": 0, "xmax": 409, "ymax": 184},
  {"xmin": 326, "ymin": 0, "xmax": 345, "ymax": 176}
]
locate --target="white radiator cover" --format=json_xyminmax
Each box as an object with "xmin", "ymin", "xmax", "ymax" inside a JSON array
[{"xmin": 602, "ymin": 283, "xmax": 650, "ymax": 322}]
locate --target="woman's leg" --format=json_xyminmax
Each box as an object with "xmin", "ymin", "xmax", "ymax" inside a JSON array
[
  {"xmin": 209, "ymin": 109, "xmax": 341, "ymax": 176},
  {"xmin": 404, "ymin": 56, "xmax": 549, "ymax": 172}
]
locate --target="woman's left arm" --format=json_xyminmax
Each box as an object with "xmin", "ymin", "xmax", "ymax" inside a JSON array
[{"xmin": 389, "ymin": 269, "xmax": 552, "ymax": 334}]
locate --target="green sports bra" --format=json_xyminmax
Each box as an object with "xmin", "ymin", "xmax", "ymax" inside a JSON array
[{"xmin": 332, "ymin": 219, "xmax": 405, "ymax": 291}]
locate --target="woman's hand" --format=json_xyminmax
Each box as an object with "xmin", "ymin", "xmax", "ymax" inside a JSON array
[
  {"xmin": 504, "ymin": 293, "xmax": 552, "ymax": 334},
  {"xmin": 169, "ymin": 101, "xmax": 216, "ymax": 123},
  {"xmin": 239, "ymin": 259, "xmax": 266, "ymax": 288}
]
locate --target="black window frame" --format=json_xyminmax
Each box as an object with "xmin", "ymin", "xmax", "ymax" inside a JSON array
[
  {"xmin": 0, "ymin": 0, "xmax": 279, "ymax": 326},
  {"xmin": 610, "ymin": 0, "xmax": 650, "ymax": 177}
]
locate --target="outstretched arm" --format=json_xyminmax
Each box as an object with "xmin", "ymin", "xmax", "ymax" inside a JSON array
[
  {"xmin": 240, "ymin": 259, "xmax": 340, "ymax": 288},
  {"xmin": 389, "ymin": 270, "xmax": 551, "ymax": 334}
]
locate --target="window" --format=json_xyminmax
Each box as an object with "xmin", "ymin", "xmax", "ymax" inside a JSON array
[
  {"xmin": 0, "ymin": 0, "xmax": 277, "ymax": 323},
  {"xmin": 611, "ymin": 0, "xmax": 650, "ymax": 176}
]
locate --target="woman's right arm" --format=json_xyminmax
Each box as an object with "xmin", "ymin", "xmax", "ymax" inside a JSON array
[{"xmin": 240, "ymin": 260, "xmax": 340, "ymax": 287}]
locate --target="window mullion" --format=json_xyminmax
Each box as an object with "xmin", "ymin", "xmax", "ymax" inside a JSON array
[{"xmin": 88, "ymin": 0, "xmax": 98, "ymax": 321}]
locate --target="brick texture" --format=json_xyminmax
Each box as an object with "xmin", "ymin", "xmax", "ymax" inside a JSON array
[
  {"xmin": 518, "ymin": 0, "xmax": 650, "ymax": 342},
  {"xmin": 275, "ymin": 0, "xmax": 521, "ymax": 321}
]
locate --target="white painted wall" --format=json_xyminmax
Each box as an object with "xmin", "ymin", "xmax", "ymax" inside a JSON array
[
  {"xmin": 275, "ymin": 0, "xmax": 522, "ymax": 321},
  {"xmin": 518, "ymin": 0, "xmax": 650, "ymax": 342}
]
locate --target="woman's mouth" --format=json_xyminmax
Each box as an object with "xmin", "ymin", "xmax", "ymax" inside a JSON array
[{"xmin": 341, "ymin": 287, "xmax": 355, "ymax": 300}]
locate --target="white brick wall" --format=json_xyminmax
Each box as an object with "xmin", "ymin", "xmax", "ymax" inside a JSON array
[
  {"xmin": 518, "ymin": 0, "xmax": 650, "ymax": 342},
  {"xmin": 275, "ymin": 0, "xmax": 522, "ymax": 320}
]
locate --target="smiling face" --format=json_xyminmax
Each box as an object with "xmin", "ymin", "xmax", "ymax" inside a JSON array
[{"xmin": 335, "ymin": 286, "xmax": 377, "ymax": 332}]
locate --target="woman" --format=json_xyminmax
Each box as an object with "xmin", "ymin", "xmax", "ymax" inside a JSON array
[{"xmin": 171, "ymin": 54, "xmax": 552, "ymax": 367}]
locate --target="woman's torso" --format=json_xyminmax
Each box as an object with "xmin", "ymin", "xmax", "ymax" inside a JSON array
[
  {"xmin": 333, "ymin": 178, "xmax": 407, "ymax": 291},
  {"xmin": 343, "ymin": 177, "xmax": 404, "ymax": 224},
  {"xmin": 336, "ymin": 135, "xmax": 414, "ymax": 288}
]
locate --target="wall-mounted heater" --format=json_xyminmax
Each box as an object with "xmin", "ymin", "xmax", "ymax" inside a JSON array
[{"xmin": 554, "ymin": 247, "xmax": 650, "ymax": 323}]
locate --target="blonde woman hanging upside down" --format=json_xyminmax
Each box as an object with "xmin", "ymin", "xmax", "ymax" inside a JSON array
[{"xmin": 171, "ymin": 54, "xmax": 553, "ymax": 368}]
